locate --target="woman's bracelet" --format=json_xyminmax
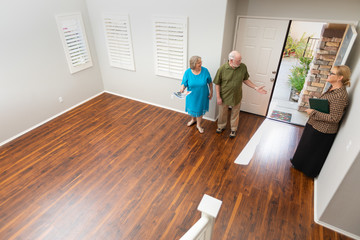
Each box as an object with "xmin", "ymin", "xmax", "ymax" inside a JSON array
[{"xmin": 254, "ymin": 86, "xmax": 259, "ymax": 91}]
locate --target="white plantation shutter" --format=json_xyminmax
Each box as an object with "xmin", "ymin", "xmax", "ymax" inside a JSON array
[
  {"xmin": 56, "ymin": 13, "xmax": 93, "ymax": 74},
  {"xmin": 103, "ymin": 14, "xmax": 135, "ymax": 71},
  {"xmin": 153, "ymin": 16, "xmax": 188, "ymax": 79}
]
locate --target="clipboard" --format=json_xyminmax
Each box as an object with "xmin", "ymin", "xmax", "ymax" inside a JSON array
[{"xmin": 309, "ymin": 98, "xmax": 329, "ymax": 113}]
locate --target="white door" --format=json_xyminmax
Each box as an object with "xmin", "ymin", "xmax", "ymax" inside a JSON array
[{"xmin": 234, "ymin": 18, "xmax": 289, "ymax": 116}]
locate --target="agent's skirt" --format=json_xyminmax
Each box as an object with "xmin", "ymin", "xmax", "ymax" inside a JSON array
[{"xmin": 291, "ymin": 123, "xmax": 336, "ymax": 178}]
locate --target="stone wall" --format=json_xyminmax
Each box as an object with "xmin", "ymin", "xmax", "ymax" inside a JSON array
[{"xmin": 297, "ymin": 25, "xmax": 346, "ymax": 111}]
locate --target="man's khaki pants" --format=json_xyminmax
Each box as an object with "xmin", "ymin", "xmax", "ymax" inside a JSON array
[{"xmin": 217, "ymin": 102, "xmax": 241, "ymax": 131}]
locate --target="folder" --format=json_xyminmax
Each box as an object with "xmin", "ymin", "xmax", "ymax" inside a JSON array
[{"xmin": 309, "ymin": 98, "xmax": 329, "ymax": 113}]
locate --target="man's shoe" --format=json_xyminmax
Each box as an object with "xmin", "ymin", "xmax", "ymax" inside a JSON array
[
  {"xmin": 229, "ymin": 131, "xmax": 236, "ymax": 138},
  {"xmin": 216, "ymin": 128, "xmax": 224, "ymax": 133}
]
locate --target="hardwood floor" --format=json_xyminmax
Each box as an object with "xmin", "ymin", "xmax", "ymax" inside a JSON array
[{"xmin": 0, "ymin": 93, "xmax": 353, "ymax": 240}]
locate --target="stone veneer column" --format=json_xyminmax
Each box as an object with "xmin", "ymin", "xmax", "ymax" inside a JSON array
[{"xmin": 297, "ymin": 26, "xmax": 345, "ymax": 111}]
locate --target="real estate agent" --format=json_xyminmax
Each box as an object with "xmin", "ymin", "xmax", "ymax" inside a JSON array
[{"xmin": 291, "ymin": 65, "xmax": 351, "ymax": 178}]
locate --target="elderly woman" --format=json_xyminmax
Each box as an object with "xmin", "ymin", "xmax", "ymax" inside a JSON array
[
  {"xmin": 180, "ymin": 56, "xmax": 213, "ymax": 133},
  {"xmin": 291, "ymin": 65, "xmax": 351, "ymax": 178}
]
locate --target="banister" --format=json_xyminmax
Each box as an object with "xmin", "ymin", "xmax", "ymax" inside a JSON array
[{"xmin": 180, "ymin": 194, "xmax": 222, "ymax": 240}]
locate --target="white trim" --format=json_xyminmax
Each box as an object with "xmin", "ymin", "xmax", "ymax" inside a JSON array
[
  {"xmin": 314, "ymin": 180, "xmax": 360, "ymax": 240},
  {"xmin": 236, "ymin": 15, "xmax": 358, "ymax": 25},
  {"xmin": 1, "ymin": 91, "xmax": 216, "ymax": 147},
  {"xmin": 314, "ymin": 179, "xmax": 320, "ymax": 220},
  {"xmin": 234, "ymin": 119, "xmax": 267, "ymax": 165},
  {"xmin": 336, "ymin": 24, "xmax": 358, "ymax": 65},
  {"xmin": 0, "ymin": 92, "xmax": 104, "ymax": 147},
  {"xmin": 104, "ymin": 91, "xmax": 216, "ymax": 122}
]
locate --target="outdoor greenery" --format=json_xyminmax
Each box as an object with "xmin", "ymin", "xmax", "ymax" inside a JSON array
[
  {"xmin": 289, "ymin": 56, "xmax": 312, "ymax": 93},
  {"xmin": 284, "ymin": 32, "xmax": 311, "ymax": 58}
]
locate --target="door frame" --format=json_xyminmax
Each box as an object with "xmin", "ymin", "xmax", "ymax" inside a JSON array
[{"xmin": 232, "ymin": 16, "xmax": 358, "ymax": 117}]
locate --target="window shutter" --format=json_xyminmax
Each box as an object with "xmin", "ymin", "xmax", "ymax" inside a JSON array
[
  {"xmin": 103, "ymin": 14, "xmax": 135, "ymax": 71},
  {"xmin": 55, "ymin": 13, "xmax": 93, "ymax": 74},
  {"xmin": 153, "ymin": 16, "xmax": 188, "ymax": 80}
]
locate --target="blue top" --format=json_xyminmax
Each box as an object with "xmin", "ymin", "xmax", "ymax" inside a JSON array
[{"xmin": 181, "ymin": 67, "xmax": 212, "ymax": 117}]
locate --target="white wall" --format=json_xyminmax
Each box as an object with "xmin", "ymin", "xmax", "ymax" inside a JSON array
[
  {"xmin": 0, "ymin": 0, "xmax": 104, "ymax": 145},
  {"xmin": 316, "ymin": 22, "xmax": 360, "ymax": 238},
  {"xmin": 85, "ymin": 0, "xmax": 228, "ymax": 121},
  {"xmin": 290, "ymin": 21, "xmax": 325, "ymax": 40},
  {"xmin": 217, "ymin": 0, "xmax": 239, "ymax": 118},
  {"xmin": 235, "ymin": 0, "xmax": 360, "ymax": 238},
  {"xmin": 220, "ymin": 0, "xmax": 238, "ymax": 65}
]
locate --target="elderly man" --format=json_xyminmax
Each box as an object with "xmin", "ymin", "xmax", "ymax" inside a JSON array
[{"xmin": 213, "ymin": 50, "xmax": 267, "ymax": 138}]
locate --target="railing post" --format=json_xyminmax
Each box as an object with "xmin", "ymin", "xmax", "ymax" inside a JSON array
[
  {"xmin": 197, "ymin": 194, "xmax": 222, "ymax": 239},
  {"xmin": 180, "ymin": 194, "xmax": 222, "ymax": 240}
]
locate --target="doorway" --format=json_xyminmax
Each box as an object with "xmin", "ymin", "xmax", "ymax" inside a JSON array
[
  {"xmin": 234, "ymin": 18, "xmax": 357, "ymax": 126},
  {"xmin": 267, "ymin": 21, "xmax": 325, "ymax": 126}
]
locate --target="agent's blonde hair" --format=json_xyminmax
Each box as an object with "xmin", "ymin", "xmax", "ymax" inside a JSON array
[
  {"xmin": 189, "ymin": 56, "xmax": 201, "ymax": 70},
  {"xmin": 334, "ymin": 65, "xmax": 351, "ymax": 87}
]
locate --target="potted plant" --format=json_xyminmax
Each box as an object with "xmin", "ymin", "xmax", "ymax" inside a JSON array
[{"xmin": 289, "ymin": 56, "xmax": 312, "ymax": 101}]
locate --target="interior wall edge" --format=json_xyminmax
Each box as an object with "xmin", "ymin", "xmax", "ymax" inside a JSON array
[
  {"xmin": 236, "ymin": 15, "xmax": 358, "ymax": 26},
  {"xmin": 0, "ymin": 91, "xmax": 105, "ymax": 147},
  {"xmin": 104, "ymin": 91, "xmax": 217, "ymax": 122},
  {"xmin": 313, "ymin": 189, "xmax": 360, "ymax": 240}
]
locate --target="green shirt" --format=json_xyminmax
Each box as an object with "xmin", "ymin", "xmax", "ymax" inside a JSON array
[{"xmin": 213, "ymin": 62, "xmax": 249, "ymax": 106}]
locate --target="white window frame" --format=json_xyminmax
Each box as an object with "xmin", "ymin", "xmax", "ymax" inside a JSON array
[
  {"xmin": 103, "ymin": 14, "xmax": 135, "ymax": 71},
  {"xmin": 334, "ymin": 24, "xmax": 357, "ymax": 65},
  {"xmin": 153, "ymin": 16, "xmax": 188, "ymax": 80},
  {"xmin": 55, "ymin": 12, "xmax": 93, "ymax": 74}
]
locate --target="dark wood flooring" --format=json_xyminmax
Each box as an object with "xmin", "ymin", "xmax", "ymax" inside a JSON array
[{"xmin": 0, "ymin": 93, "xmax": 353, "ymax": 239}]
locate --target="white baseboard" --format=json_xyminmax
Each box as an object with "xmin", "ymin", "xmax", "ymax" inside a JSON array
[
  {"xmin": 1, "ymin": 91, "xmax": 216, "ymax": 147},
  {"xmin": 234, "ymin": 119, "xmax": 267, "ymax": 165},
  {"xmin": 314, "ymin": 218, "xmax": 360, "ymax": 240},
  {"xmin": 104, "ymin": 91, "xmax": 216, "ymax": 122},
  {"xmin": 314, "ymin": 180, "xmax": 360, "ymax": 240},
  {"xmin": 0, "ymin": 92, "xmax": 104, "ymax": 147}
]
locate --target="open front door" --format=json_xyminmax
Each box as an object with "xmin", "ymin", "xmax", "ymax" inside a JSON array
[{"xmin": 234, "ymin": 17, "xmax": 289, "ymax": 116}]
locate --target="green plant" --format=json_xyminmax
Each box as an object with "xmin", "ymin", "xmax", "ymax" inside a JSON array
[
  {"xmin": 284, "ymin": 32, "xmax": 311, "ymax": 58},
  {"xmin": 289, "ymin": 56, "xmax": 312, "ymax": 92}
]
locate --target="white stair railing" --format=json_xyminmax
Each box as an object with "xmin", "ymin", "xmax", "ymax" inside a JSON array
[{"xmin": 180, "ymin": 194, "xmax": 222, "ymax": 240}]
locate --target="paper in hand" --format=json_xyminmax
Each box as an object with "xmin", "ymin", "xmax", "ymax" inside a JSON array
[{"xmin": 173, "ymin": 91, "xmax": 191, "ymax": 99}]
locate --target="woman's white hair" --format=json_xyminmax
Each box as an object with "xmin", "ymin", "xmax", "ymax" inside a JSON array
[{"xmin": 189, "ymin": 56, "xmax": 201, "ymax": 70}]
